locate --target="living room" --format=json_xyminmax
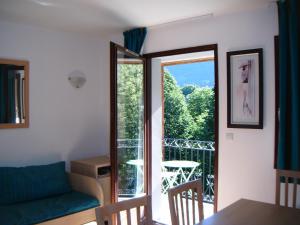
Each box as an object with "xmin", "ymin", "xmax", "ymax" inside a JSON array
[{"xmin": 0, "ymin": 1, "xmax": 299, "ymax": 225}]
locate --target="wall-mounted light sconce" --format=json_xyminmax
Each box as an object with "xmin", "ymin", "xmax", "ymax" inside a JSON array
[{"xmin": 68, "ymin": 70, "xmax": 86, "ymax": 88}]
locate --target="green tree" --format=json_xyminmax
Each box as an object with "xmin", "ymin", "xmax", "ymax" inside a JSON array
[
  {"xmin": 187, "ymin": 87, "xmax": 215, "ymax": 141},
  {"xmin": 164, "ymin": 72, "xmax": 195, "ymax": 139},
  {"xmin": 117, "ymin": 64, "xmax": 144, "ymax": 140}
]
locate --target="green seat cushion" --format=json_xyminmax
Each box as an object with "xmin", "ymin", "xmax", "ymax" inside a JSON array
[
  {"xmin": 0, "ymin": 162, "xmax": 72, "ymax": 205},
  {"xmin": 0, "ymin": 191, "xmax": 100, "ymax": 225}
]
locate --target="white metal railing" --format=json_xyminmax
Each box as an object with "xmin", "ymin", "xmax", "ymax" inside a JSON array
[{"xmin": 117, "ymin": 138, "xmax": 215, "ymax": 203}]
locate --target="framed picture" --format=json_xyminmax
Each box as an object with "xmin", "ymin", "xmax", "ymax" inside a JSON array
[{"xmin": 227, "ymin": 48, "xmax": 263, "ymax": 129}]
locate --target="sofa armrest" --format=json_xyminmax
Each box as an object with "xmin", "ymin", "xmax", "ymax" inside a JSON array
[{"xmin": 68, "ymin": 173, "xmax": 104, "ymax": 204}]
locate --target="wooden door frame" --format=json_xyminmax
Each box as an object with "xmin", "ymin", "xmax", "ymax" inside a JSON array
[
  {"xmin": 110, "ymin": 42, "xmax": 152, "ymax": 204},
  {"xmin": 144, "ymin": 44, "xmax": 219, "ymax": 212}
]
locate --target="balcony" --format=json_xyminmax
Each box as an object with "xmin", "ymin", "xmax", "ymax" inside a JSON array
[
  {"xmin": 163, "ymin": 138, "xmax": 215, "ymax": 204},
  {"xmin": 117, "ymin": 138, "xmax": 215, "ymax": 222}
]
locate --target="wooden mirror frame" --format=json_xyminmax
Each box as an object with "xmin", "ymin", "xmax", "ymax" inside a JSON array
[{"xmin": 0, "ymin": 58, "xmax": 29, "ymax": 129}]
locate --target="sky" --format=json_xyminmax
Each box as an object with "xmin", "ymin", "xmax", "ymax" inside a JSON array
[{"xmin": 164, "ymin": 61, "xmax": 215, "ymax": 87}]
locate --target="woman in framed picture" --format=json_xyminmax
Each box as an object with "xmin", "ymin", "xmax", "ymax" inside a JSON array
[{"xmin": 238, "ymin": 59, "xmax": 254, "ymax": 118}]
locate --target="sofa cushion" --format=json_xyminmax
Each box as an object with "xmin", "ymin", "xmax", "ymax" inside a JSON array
[
  {"xmin": 0, "ymin": 162, "xmax": 72, "ymax": 205},
  {"xmin": 0, "ymin": 191, "xmax": 100, "ymax": 225}
]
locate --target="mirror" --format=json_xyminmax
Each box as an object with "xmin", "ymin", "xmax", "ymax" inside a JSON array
[{"xmin": 0, "ymin": 59, "xmax": 29, "ymax": 128}]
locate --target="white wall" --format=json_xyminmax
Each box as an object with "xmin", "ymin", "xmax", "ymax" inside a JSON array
[
  {"xmin": 151, "ymin": 58, "xmax": 163, "ymax": 221},
  {"xmin": 144, "ymin": 6, "xmax": 278, "ymax": 210},
  {"xmin": 0, "ymin": 5, "xmax": 279, "ymax": 210},
  {"xmin": 0, "ymin": 21, "xmax": 111, "ymax": 168}
]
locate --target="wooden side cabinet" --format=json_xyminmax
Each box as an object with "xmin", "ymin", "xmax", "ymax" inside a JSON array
[{"xmin": 71, "ymin": 156, "xmax": 111, "ymax": 205}]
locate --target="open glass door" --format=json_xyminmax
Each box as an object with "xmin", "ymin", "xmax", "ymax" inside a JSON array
[{"xmin": 110, "ymin": 42, "xmax": 150, "ymax": 204}]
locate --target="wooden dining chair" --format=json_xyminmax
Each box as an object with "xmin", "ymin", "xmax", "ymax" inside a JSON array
[
  {"xmin": 95, "ymin": 195, "xmax": 152, "ymax": 225},
  {"xmin": 276, "ymin": 169, "xmax": 300, "ymax": 208},
  {"xmin": 168, "ymin": 179, "xmax": 204, "ymax": 225}
]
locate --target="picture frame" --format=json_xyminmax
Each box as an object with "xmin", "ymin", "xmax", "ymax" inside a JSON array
[{"xmin": 227, "ymin": 48, "xmax": 263, "ymax": 129}]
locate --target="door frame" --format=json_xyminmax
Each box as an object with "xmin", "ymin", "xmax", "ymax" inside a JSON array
[
  {"xmin": 143, "ymin": 44, "xmax": 219, "ymax": 212},
  {"xmin": 110, "ymin": 42, "xmax": 152, "ymax": 204}
]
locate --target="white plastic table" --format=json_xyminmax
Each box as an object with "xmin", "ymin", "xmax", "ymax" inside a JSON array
[
  {"xmin": 162, "ymin": 160, "xmax": 200, "ymax": 183},
  {"xmin": 126, "ymin": 159, "xmax": 144, "ymax": 174}
]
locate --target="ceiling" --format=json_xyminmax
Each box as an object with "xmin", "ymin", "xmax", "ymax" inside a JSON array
[
  {"xmin": 161, "ymin": 51, "xmax": 214, "ymax": 63},
  {"xmin": 0, "ymin": 0, "xmax": 271, "ymax": 36}
]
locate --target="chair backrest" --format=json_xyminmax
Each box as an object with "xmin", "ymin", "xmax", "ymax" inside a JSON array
[
  {"xmin": 168, "ymin": 179, "xmax": 204, "ymax": 225},
  {"xmin": 276, "ymin": 169, "xmax": 300, "ymax": 208},
  {"xmin": 95, "ymin": 195, "xmax": 152, "ymax": 225}
]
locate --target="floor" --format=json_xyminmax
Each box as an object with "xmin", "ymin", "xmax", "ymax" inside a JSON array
[{"xmin": 86, "ymin": 194, "xmax": 214, "ymax": 225}]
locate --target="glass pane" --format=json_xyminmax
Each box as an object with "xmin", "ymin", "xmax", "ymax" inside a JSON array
[{"xmin": 116, "ymin": 50, "xmax": 145, "ymax": 202}]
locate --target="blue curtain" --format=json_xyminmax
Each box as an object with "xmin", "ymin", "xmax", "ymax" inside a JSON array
[
  {"xmin": 277, "ymin": 0, "xmax": 300, "ymax": 170},
  {"xmin": 123, "ymin": 28, "xmax": 147, "ymax": 54},
  {"xmin": 0, "ymin": 66, "xmax": 5, "ymax": 123},
  {"xmin": 7, "ymin": 70, "xmax": 16, "ymax": 123},
  {"xmin": 0, "ymin": 66, "xmax": 17, "ymax": 123}
]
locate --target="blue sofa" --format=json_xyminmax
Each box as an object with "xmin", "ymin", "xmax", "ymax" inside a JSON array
[{"xmin": 0, "ymin": 162, "xmax": 103, "ymax": 225}]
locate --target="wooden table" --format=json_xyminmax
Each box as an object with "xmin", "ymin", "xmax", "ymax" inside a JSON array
[{"xmin": 198, "ymin": 199, "xmax": 300, "ymax": 225}]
